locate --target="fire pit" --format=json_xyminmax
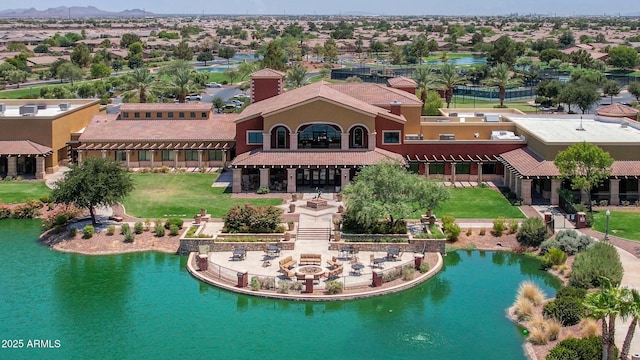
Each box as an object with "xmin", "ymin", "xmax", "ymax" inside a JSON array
[{"xmin": 295, "ymin": 265, "xmax": 326, "ymax": 280}]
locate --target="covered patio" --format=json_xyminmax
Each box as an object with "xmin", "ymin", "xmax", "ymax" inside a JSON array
[{"xmin": 0, "ymin": 140, "xmax": 53, "ymax": 179}]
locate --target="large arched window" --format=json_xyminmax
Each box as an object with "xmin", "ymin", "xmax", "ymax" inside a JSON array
[
  {"xmin": 349, "ymin": 126, "xmax": 368, "ymax": 149},
  {"xmin": 271, "ymin": 126, "xmax": 289, "ymax": 149},
  {"xmin": 297, "ymin": 124, "xmax": 341, "ymax": 149}
]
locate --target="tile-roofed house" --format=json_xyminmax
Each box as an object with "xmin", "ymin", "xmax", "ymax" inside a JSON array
[{"xmin": 596, "ymin": 103, "xmax": 639, "ymax": 119}]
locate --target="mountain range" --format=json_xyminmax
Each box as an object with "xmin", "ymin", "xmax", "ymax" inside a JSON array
[{"xmin": 0, "ymin": 6, "xmax": 151, "ymax": 18}]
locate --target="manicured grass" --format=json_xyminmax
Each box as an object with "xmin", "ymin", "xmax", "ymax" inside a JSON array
[
  {"xmin": 593, "ymin": 210, "xmax": 640, "ymax": 241},
  {"xmin": 433, "ymin": 187, "xmax": 525, "ymax": 219},
  {"xmin": 120, "ymin": 172, "xmax": 282, "ymax": 219},
  {"xmin": 449, "ymin": 96, "xmax": 538, "ymax": 113},
  {"xmin": 0, "ymin": 181, "xmax": 51, "ymax": 204},
  {"xmin": 0, "ymin": 86, "xmax": 47, "ymax": 99}
]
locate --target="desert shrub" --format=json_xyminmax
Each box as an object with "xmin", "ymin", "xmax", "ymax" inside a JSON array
[
  {"xmin": 579, "ymin": 318, "xmax": 601, "ymax": 337},
  {"xmin": 569, "ymin": 241, "xmax": 623, "ymax": 288},
  {"xmin": 326, "ymin": 280, "xmax": 343, "ymax": 294},
  {"xmin": 546, "ymin": 318, "xmax": 562, "ymax": 341},
  {"xmin": 441, "ymin": 215, "xmax": 455, "ymax": 227},
  {"xmin": 123, "ymin": 231, "xmax": 135, "ymax": 243},
  {"xmin": 82, "ymin": 225, "xmax": 95, "ymax": 239},
  {"xmin": 542, "ymin": 248, "xmax": 567, "ymax": 268},
  {"xmin": 516, "ymin": 217, "xmax": 548, "ymax": 248},
  {"xmin": 419, "ymin": 262, "xmax": 429, "ymax": 273},
  {"xmin": 528, "ymin": 327, "xmax": 549, "ymax": 345},
  {"xmin": 144, "ymin": 218, "xmax": 151, "ymax": 231},
  {"xmin": 256, "ymin": 186, "xmax": 270, "ymax": 194},
  {"xmin": 492, "ymin": 217, "xmax": 506, "ymax": 236},
  {"xmin": 402, "ymin": 266, "xmax": 416, "ymax": 280},
  {"xmin": 543, "ymin": 297, "xmax": 585, "ymax": 326},
  {"xmin": 169, "ymin": 224, "xmax": 179, "ymax": 236},
  {"xmin": 106, "ymin": 225, "xmax": 115, "ymax": 235},
  {"xmin": 444, "ymin": 222, "xmax": 461, "ymax": 242},
  {"xmin": 556, "ymin": 286, "xmax": 587, "ymax": 300},
  {"xmin": 517, "ymin": 281, "xmax": 546, "ymax": 306},
  {"xmin": 68, "ymin": 227, "xmax": 77, "ymax": 237},
  {"xmin": 134, "ymin": 222, "xmax": 144, "ymax": 234},
  {"xmin": 0, "ymin": 206, "xmax": 12, "ymax": 219},
  {"xmin": 540, "ymin": 229, "xmax": 593, "ymax": 255},
  {"xmin": 508, "ymin": 220, "xmax": 519, "ymax": 234},
  {"xmin": 260, "ymin": 277, "xmax": 275, "ymax": 290},
  {"xmin": 39, "ymin": 195, "xmax": 53, "ymax": 203},
  {"xmin": 154, "ymin": 221, "xmax": 165, "ymax": 237},
  {"xmin": 250, "ymin": 277, "xmax": 260, "ymax": 291},
  {"xmin": 465, "ymin": 228, "xmax": 472, "ymax": 236},
  {"xmin": 41, "ymin": 204, "xmax": 81, "ymax": 230},
  {"xmin": 11, "ymin": 201, "xmax": 42, "ymax": 219},
  {"xmin": 513, "ymin": 297, "xmax": 535, "ymax": 321},
  {"xmin": 120, "ymin": 223, "xmax": 131, "ymax": 235},
  {"xmin": 546, "ymin": 336, "xmax": 603, "ymax": 360},
  {"xmin": 479, "ymin": 228, "xmax": 486, "ymax": 236},
  {"xmin": 277, "ymin": 280, "xmax": 290, "ymax": 294},
  {"xmin": 224, "ymin": 204, "xmax": 284, "ymax": 233},
  {"xmin": 164, "ymin": 218, "xmax": 184, "ymax": 230}
]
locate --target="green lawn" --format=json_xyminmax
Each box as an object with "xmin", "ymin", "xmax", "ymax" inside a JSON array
[
  {"xmin": 0, "ymin": 181, "xmax": 51, "ymax": 204},
  {"xmin": 593, "ymin": 210, "xmax": 640, "ymax": 241},
  {"xmin": 449, "ymin": 96, "xmax": 537, "ymax": 113},
  {"xmin": 0, "ymin": 85, "xmax": 47, "ymax": 99},
  {"xmin": 120, "ymin": 173, "xmax": 283, "ymax": 219},
  {"xmin": 432, "ymin": 187, "xmax": 525, "ymax": 219}
]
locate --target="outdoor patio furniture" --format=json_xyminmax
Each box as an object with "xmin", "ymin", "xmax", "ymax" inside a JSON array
[
  {"xmin": 326, "ymin": 264, "xmax": 343, "ymax": 279},
  {"xmin": 387, "ymin": 247, "xmax": 400, "ymax": 261},
  {"xmin": 232, "ymin": 247, "xmax": 246, "ymax": 261},
  {"xmin": 299, "ymin": 253, "xmax": 322, "ymax": 265},
  {"xmin": 340, "ymin": 246, "xmax": 354, "ymax": 259},
  {"xmin": 278, "ymin": 256, "xmax": 297, "ymax": 269},
  {"xmin": 266, "ymin": 245, "xmax": 281, "ymax": 258},
  {"xmin": 370, "ymin": 254, "xmax": 385, "ymax": 269},
  {"xmin": 351, "ymin": 263, "xmax": 364, "ymax": 275}
]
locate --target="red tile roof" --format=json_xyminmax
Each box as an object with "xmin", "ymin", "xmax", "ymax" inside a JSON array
[
  {"xmin": 79, "ymin": 114, "xmax": 237, "ymax": 142},
  {"xmin": 328, "ymin": 83, "xmax": 423, "ymax": 106},
  {"xmin": 119, "ymin": 103, "xmax": 212, "ymax": 112},
  {"xmin": 596, "ymin": 103, "xmax": 639, "ymax": 117},
  {"xmin": 231, "ymin": 148, "xmax": 404, "ymax": 167},
  {"xmin": 0, "ymin": 140, "xmax": 52, "ymax": 156},
  {"xmin": 250, "ymin": 68, "xmax": 286, "ymax": 78},
  {"xmin": 236, "ymin": 81, "xmax": 406, "ymax": 123},
  {"xmin": 387, "ymin": 77, "xmax": 418, "ymax": 88}
]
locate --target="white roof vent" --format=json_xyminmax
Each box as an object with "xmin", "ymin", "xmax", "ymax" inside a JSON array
[
  {"xmin": 19, "ymin": 105, "xmax": 38, "ymax": 116},
  {"xmin": 59, "ymin": 103, "xmax": 71, "ymax": 111}
]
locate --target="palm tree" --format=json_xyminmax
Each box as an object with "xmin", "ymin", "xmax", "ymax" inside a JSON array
[
  {"xmin": 584, "ymin": 278, "xmax": 624, "ymax": 360},
  {"xmin": 125, "ymin": 67, "xmax": 154, "ymax": 103},
  {"xmin": 483, "ymin": 63, "xmax": 522, "ymax": 107},
  {"xmin": 435, "ymin": 64, "xmax": 466, "ymax": 108},
  {"xmin": 168, "ymin": 67, "xmax": 199, "ymax": 103},
  {"xmin": 237, "ymin": 61, "xmax": 259, "ymax": 81},
  {"xmin": 285, "ymin": 64, "xmax": 308, "ymax": 89},
  {"xmin": 620, "ymin": 288, "xmax": 640, "ymax": 360},
  {"xmin": 412, "ymin": 65, "xmax": 436, "ymax": 105}
]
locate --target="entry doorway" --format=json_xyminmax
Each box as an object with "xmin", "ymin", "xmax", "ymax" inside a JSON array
[{"xmin": 296, "ymin": 169, "xmax": 340, "ymax": 188}]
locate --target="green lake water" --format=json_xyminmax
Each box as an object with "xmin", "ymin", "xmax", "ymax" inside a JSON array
[{"xmin": 0, "ymin": 219, "xmax": 562, "ymax": 360}]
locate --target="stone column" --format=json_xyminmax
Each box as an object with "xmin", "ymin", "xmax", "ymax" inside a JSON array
[
  {"xmin": 424, "ymin": 162, "xmax": 430, "ymax": 178},
  {"xmin": 150, "ymin": 150, "xmax": 155, "ymax": 169},
  {"xmin": 289, "ymin": 133, "xmax": 298, "ymax": 151},
  {"xmin": 341, "ymin": 132, "xmax": 349, "ymax": 150},
  {"xmin": 521, "ymin": 179, "xmax": 532, "ymax": 205},
  {"xmin": 551, "ymin": 179, "xmax": 561, "ymax": 206},
  {"xmin": 262, "ymin": 132, "xmax": 271, "ymax": 151},
  {"xmin": 222, "ymin": 150, "xmax": 228, "ymax": 170},
  {"xmin": 101, "ymin": 150, "xmax": 107, "ymax": 159},
  {"xmin": 610, "ymin": 178, "xmax": 620, "ymax": 205},
  {"xmin": 477, "ymin": 163, "xmax": 483, "ymax": 183},
  {"xmin": 232, "ymin": 168, "xmax": 242, "ymax": 193},
  {"xmin": 504, "ymin": 168, "xmax": 510, "ymax": 190},
  {"xmin": 35, "ymin": 157, "xmax": 46, "ymax": 180},
  {"xmin": 341, "ymin": 168, "xmax": 350, "ymax": 190},
  {"xmin": 7, "ymin": 156, "xmax": 17, "ymax": 177},
  {"xmin": 368, "ymin": 132, "xmax": 376, "ymax": 150},
  {"xmin": 77, "ymin": 150, "xmax": 83, "ymax": 164},
  {"xmin": 197, "ymin": 150, "xmax": 203, "ymax": 169},
  {"xmin": 125, "ymin": 150, "xmax": 131, "ymax": 169},
  {"xmin": 450, "ymin": 163, "xmax": 456, "ymax": 184},
  {"xmin": 173, "ymin": 150, "xmax": 179, "ymax": 169},
  {"xmin": 514, "ymin": 177, "xmax": 520, "ymax": 199},
  {"xmin": 287, "ymin": 168, "xmax": 296, "ymax": 193},
  {"xmin": 259, "ymin": 168, "xmax": 270, "ymax": 189}
]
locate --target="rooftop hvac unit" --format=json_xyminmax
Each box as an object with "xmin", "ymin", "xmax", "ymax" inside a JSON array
[
  {"xmin": 0, "ymin": 103, "xmax": 5, "ymax": 115},
  {"xmin": 449, "ymin": 112, "xmax": 458, "ymax": 117},
  {"xmin": 19, "ymin": 105, "xmax": 38, "ymax": 116},
  {"xmin": 475, "ymin": 113, "xmax": 484, "ymax": 117},
  {"xmin": 36, "ymin": 103, "xmax": 47, "ymax": 110},
  {"xmin": 484, "ymin": 114, "xmax": 500, "ymax": 122},
  {"xmin": 59, "ymin": 103, "xmax": 71, "ymax": 111},
  {"xmin": 439, "ymin": 134, "xmax": 456, "ymax": 140}
]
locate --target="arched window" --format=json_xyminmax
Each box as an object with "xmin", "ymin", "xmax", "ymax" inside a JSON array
[
  {"xmin": 271, "ymin": 126, "xmax": 289, "ymax": 149},
  {"xmin": 297, "ymin": 124, "xmax": 341, "ymax": 149},
  {"xmin": 349, "ymin": 126, "xmax": 368, "ymax": 149}
]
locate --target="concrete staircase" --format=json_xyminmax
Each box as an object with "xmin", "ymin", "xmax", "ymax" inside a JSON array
[{"xmin": 296, "ymin": 227, "xmax": 331, "ymax": 241}]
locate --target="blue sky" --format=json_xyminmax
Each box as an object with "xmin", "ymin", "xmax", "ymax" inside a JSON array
[{"xmin": 11, "ymin": 0, "xmax": 635, "ymax": 16}]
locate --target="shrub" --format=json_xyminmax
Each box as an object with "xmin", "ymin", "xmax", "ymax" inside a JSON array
[
  {"xmin": 277, "ymin": 280, "xmax": 290, "ymax": 294},
  {"xmin": 517, "ymin": 280, "xmax": 546, "ymax": 306},
  {"xmin": 546, "ymin": 318, "xmax": 562, "ymax": 341},
  {"xmin": 224, "ymin": 204, "xmax": 284, "ymax": 233},
  {"xmin": 465, "ymin": 228, "xmax": 472, "ymax": 236},
  {"xmin": 250, "ymin": 277, "xmax": 260, "ymax": 291},
  {"xmin": 569, "ymin": 241, "xmax": 623, "ymax": 288},
  {"xmin": 257, "ymin": 186, "xmax": 270, "ymax": 194},
  {"xmin": 419, "ymin": 262, "xmax": 429, "ymax": 273},
  {"xmin": 402, "ymin": 266, "xmax": 416, "ymax": 280},
  {"xmin": 546, "ymin": 346, "xmax": 577, "ymax": 360},
  {"xmin": 144, "ymin": 218, "xmax": 151, "ymax": 231},
  {"xmin": 82, "ymin": 225, "xmax": 95, "ymax": 239},
  {"xmin": 123, "ymin": 231, "xmax": 135, "ymax": 243},
  {"xmin": 39, "ymin": 195, "xmax": 53, "ymax": 203},
  {"xmin": 154, "ymin": 221, "xmax": 165, "ymax": 237},
  {"xmin": 169, "ymin": 224, "xmax": 179, "ymax": 236},
  {"xmin": 69, "ymin": 227, "xmax": 77, "ymax": 237},
  {"xmin": 543, "ymin": 248, "xmax": 567, "ymax": 268},
  {"xmin": 260, "ymin": 277, "xmax": 275, "ymax": 290},
  {"xmin": 540, "ymin": 229, "xmax": 593, "ymax": 255},
  {"xmin": 546, "ymin": 336, "xmax": 603, "ymax": 360},
  {"xmin": 41, "ymin": 204, "xmax": 81, "ymax": 230},
  {"xmin": 164, "ymin": 218, "xmax": 184, "ymax": 230},
  {"xmin": 579, "ymin": 318, "xmax": 601, "ymax": 337},
  {"xmin": 528, "ymin": 327, "xmax": 548, "ymax": 345},
  {"xmin": 106, "ymin": 225, "xmax": 115, "ymax": 235},
  {"xmin": 326, "ymin": 280, "xmax": 343, "ymax": 294},
  {"xmin": 441, "ymin": 215, "xmax": 455, "ymax": 226},
  {"xmin": 120, "ymin": 223, "xmax": 131, "ymax": 235},
  {"xmin": 543, "ymin": 297, "xmax": 585, "ymax": 326},
  {"xmin": 444, "ymin": 222, "xmax": 461, "ymax": 242},
  {"xmin": 492, "ymin": 217, "xmax": 506, "ymax": 236},
  {"xmin": 11, "ymin": 201, "xmax": 42, "ymax": 219},
  {"xmin": 516, "ymin": 217, "xmax": 548, "ymax": 248},
  {"xmin": 556, "ymin": 286, "xmax": 587, "ymax": 300},
  {"xmin": 479, "ymin": 228, "xmax": 486, "ymax": 236},
  {"xmin": 513, "ymin": 297, "xmax": 535, "ymax": 321},
  {"xmin": 0, "ymin": 206, "xmax": 12, "ymax": 219},
  {"xmin": 508, "ymin": 220, "xmax": 519, "ymax": 234},
  {"xmin": 134, "ymin": 222, "xmax": 144, "ymax": 234}
]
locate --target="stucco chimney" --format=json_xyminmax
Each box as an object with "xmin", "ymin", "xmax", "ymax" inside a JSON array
[
  {"xmin": 249, "ymin": 68, "xmax": 285, "ymax": 103},
  {"xmin": 390, "ymin": 100, "xmax": 402, "ymax": 116}
]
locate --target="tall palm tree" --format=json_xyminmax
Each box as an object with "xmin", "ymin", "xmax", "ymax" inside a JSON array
[
  {"xmin": 237, "ymin": 61, "xmax": 259, "ymax": 81},
  {"xmin": 483, "ymin": 63, "xmax": 522, "ymax": 107},
  {"xmin": 285, "ymin": 64, "xmax": 308, "ymax": 89},
  {"xmin": 160, "ymin": 60, "xmax": 200, "ymax": 103},
  {"xmin": 620, "ymin": 288, "xmax": 640, "ymax": 360},
  {"xmin": 412, "ymin": 65, "xmax": 436, "ymax": 105},
  {"xmin": 584, "ymin": 278, "xmax": 624, "ymax": 360},
  {"xmin": 124, "ymin": 67, "xmax": 154, "ymax": 103},
  {"xmin": 435, "ymin": 64, "xmax": 466, "ymax": 108}
]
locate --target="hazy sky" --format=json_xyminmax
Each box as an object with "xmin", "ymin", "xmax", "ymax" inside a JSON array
[{"xmin": 10, "ymin": 0, "xmax": 634, "ymax": 16}]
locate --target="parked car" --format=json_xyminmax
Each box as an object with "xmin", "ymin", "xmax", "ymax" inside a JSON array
[
  {"xmin": 206, "ymin": 82, "xmax": 222, "ymax": 88},
  {"xmin": 186, "ymin": 94, "xmax": 202, "ymax": 101},
  {"xmin": 232, "ymin": 93, "xmax": 250, "ymax": 100}
]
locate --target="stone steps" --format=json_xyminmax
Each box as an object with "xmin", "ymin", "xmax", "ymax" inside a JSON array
[{"xmin": 296, "ymin": 227, "xmax": 331, "ymax": 241}]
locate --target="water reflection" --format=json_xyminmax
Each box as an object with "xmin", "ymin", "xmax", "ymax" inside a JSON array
[{"xmin": 492, "ymin": 252, "xmax": 505, "ymax": 266}]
